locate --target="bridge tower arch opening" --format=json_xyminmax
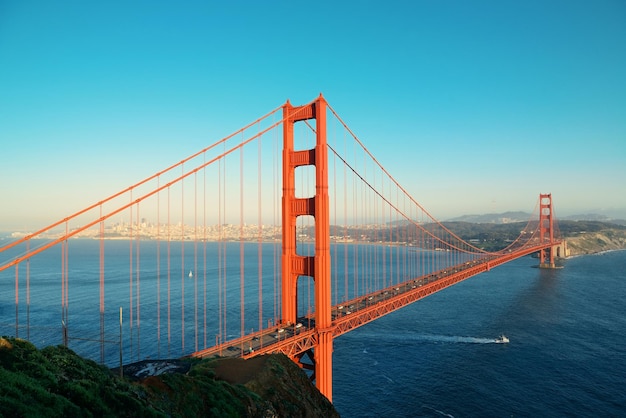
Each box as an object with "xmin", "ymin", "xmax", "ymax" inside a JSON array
[{"xmin": 281, "ymin": 95, "xmax": 333, "ymax": 401}]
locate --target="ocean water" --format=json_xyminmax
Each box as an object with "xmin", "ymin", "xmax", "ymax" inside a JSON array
[{"xmin": 331, "ymin": 250, "xmax": 626, "ymax": 417}]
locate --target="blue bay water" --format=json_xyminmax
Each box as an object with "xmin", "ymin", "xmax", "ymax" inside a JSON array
[
  {"xmin": 0, "ymin": 239, "xmax": 463, "ymax": 364},
  {"xmin": 332, "ymin": 250, "xmax": 626, "ymax": 417},
  {"xmin": 1, "ymin": 236, "xmax": 624, "ymax": 416}
]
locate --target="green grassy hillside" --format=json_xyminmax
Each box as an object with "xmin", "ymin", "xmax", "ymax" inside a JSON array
[{"xmin": 0, "ymin": 337, "xmax": 338, "ymax": 417}]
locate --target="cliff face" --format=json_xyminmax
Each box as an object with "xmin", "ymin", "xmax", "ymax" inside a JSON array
[
  {"xmin": 565, "ymin": 229, "xmax": 626, "ymax": 256},
  {"xmin": 212, "ymin": 355, "xmax": 339, "ymax": 418},
  {"xmin": 0, "ymin": 337, "xmax": 339, "ymax": 418}
]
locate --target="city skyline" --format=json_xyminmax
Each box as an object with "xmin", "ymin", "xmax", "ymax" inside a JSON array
[{"xmin": 2, "ymin": 1, "xmax": 625, "ymax": 231}]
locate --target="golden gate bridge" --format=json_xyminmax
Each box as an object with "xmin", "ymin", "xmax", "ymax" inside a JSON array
[{"xmin": 0, "ymin": 94, "xmax": 562, "ymax": 401}]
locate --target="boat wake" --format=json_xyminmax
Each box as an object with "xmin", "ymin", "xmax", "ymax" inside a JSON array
[
  {"xmin": 348, "ymin": 331, "xmax": 509, "ymax": 345},
  {"xmin": 415, "ymin": 334, "xmax": 505, "ymax": 344},
  {"xmin": 381, "ymin": 374, "xmax": 394, "ymax": 383},
  {"xmin": 422, "ymin": 405, "xmax": 455, "ymax": 417}
]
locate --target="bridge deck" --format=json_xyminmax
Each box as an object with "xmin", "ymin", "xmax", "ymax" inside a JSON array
[{"xmin": 191, "ymin": 242, "xmax": 558, "ymax": 361}]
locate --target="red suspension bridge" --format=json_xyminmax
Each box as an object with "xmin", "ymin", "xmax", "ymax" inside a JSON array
[{"xmin": 0, "ymin": 95, "xmax": 562, "ymax": 401}]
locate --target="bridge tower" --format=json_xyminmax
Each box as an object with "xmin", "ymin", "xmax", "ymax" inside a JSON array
[
  {"xmin": 281, "ymin": 95, "xmax": 333, "ymax": 400},
  {"xmin": 539, "ymin": 193, "xmax": 557, "ymax": 268}
]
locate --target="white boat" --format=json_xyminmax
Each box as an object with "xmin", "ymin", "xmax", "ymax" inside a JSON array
[
  {"xmin": 495, "ymin": 335, "xmax": 509, "ymax": 344},
  {"xmin": 188, "ymin": 270, "xmax": 193, "ymax": 278}
]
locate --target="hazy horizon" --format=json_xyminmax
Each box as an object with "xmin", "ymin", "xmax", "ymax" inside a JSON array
[{"xmin": 2, "ymin": 205, "xmax": 625, "ymax": 235}]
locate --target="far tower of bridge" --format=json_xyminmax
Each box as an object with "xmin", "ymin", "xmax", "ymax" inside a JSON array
[{"xmin": 538, "ymin": 193, "xmax": 564, "ymax": 268}]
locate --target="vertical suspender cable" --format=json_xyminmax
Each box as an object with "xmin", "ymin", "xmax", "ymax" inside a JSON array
[
  {"xmin": 273, "ymin": 119, "xmax": 279, "ymax": 325},
  {"xmin": 363, "ymin": 153, "xmax": 369, "ymax": 297},
  {"xmin": 396, "ymin": 186, "xmax": 400, "ymax": 285},
  {"xmin": 360, "ymin": 151, "xmax": 366, "ymax": 297},
  {"xmin": 332, "ymin": 138, "xmax": 337, "ymax": 306},
  {"xmin": 430, "ymin": 214, "xmax": 434, "ymax": 273},
  {"xmin": 128, "ymin": 194, "xmax": 134, "ymax": 358},
  {"xmin": 387, "ymin": 175, "xmax": 395, "ymax": 285},
  {"xmin": 400, "ymin": 190, "xmax": 405, "ymax": 282},
  {"xmin": 135, "ymin": 202, "xmax": 141, "ymax": 360},
  {"xmin": 62, "ymin": 222, "xmax": 68, "ymax": 345},
  {"xmin": 99, "ymin": 205, "xmax": 105, "ymax": 364},
  {"xmin": 352, "ymin": 145, "xmax": 357, "ymax": 299},
  {"xmin": 240, "ymin": 135, "xmax": 245, "ymax": 340},
  {"xmin": 167, "ymin": 186, "xmax": 171, "ymax": 356},
  {"xmin": 14, "ymin": 264, "xmax": 19, "ymax": 338},
  {"xmin": 218, "ymin": 157, "xmax": 223, "ymax": 346},
  {"xmin": 219, "ymin": 147, "xmax": 227, "ymax": 346},
  {"xmin": 258, "ymin": 130, "xmax": 263, "ymax": 334},
  {"xmin": 181, "ymin": 164, "xmax": 186, "ymax": 353},
  {"xmin": 367, "ymin": 154, "xmax": 373, "ymax": 296},
  {"xmin": 202, "ymin": 152, "xmax": 207, "ymax": 348},
  {"xmin": 194, "ymin": 171, "xmax": 198, "ymax": 352},
  {"xmin": 26, "ymin": 241, "xmax": 30, "ymax": 340},
  {"xmin": 343, "ymin": 138, "xmax": 348, "ymax": 302},
  {"xmin": 156, "ymin": 177, "xmax": 161, "ymax": 358},
  {"xmin": 382, "ymin": 175, "xmax": 387, "ymax": 290},
  {"xmin": 306, "ymin": 128, "xmax": 310, "ymax": 318},
  {"xmin": 372, "ymin": 170, "xmax": 378, "ymax": 292},
  {"xmin": 223, "ymin": 144, "xmax": 227, "ymax": 345},
  {"xmin": 202, "ymin": 153, "xmax": 207, "ymax": 348}
]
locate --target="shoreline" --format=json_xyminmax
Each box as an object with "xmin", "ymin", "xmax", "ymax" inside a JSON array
[{"xmin": 566, "ymin": 247, "xmax": 626, "ymax": 259}]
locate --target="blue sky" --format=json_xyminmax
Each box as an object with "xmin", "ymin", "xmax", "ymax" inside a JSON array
[{"xmin": 1, "ymin": 0, "xmax": 625, "ymax": 231}]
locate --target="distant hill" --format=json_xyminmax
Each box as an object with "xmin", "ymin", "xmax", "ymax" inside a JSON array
[
  {"xmin": 438, "ymin": 219, "xmax": 626, "ymax": 254},
  {"xmin": 560, "ymin": 213, "xmax": 626, "ymax": 226},
  {"xmin": 446, "ymin": 211, "xmax": 531, "ymax": 224},
  {"xmin": 446, "ymin": 211, "xmax": 626, "ymax": 226}
]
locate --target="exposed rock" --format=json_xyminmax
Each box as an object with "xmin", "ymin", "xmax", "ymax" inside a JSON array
[
  {"xmin": 213, "ymin": 355, "xmax": 339, "ymax": 418},
  {"xmin": 565, "ymin": 229, "xmax": 626, "ymax": 256}
]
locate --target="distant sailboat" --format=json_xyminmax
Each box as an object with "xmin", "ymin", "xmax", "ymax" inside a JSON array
[{"xmin": 188, "ymin": 270, "xmax": 193, "ymax": 278}]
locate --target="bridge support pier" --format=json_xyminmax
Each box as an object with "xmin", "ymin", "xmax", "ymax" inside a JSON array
[
  {"xmin": 316, "ymin": 329, "xmax": 333, "ymax": 400},
  {"xmin": 539, "ymin": 242, "xmax": 568, "ymax": 268},
  {"xmin": 538, "ymin": 262, "xmax": 557, "ymax": 269}
]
